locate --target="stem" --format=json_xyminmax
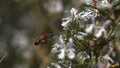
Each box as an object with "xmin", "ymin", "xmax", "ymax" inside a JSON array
[
  {"xmin": 106, "ymin": 16, "xmax": 120, "ymax": 40},
  {"xmin": 0, "ymin": 51, "xmax": 9, "ymax": 63},
  {"xmin": 88, "ymin": 51, "xmax": 94, "ymax": 68}
]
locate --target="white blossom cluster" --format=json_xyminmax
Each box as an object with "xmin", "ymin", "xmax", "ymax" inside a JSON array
[
  {"xmin": 51, "ymin": 35, "xmax": 75, "ymax": 60},
  {"xmin": 49, "ymin": 0, "xmax": 119, "ymax": 68}
]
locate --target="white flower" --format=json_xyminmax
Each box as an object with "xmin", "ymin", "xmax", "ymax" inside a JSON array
[
  {"xmin": 97, "ymin": 47, "xmax": 115, "ymax": 68},
  {"xmin": 44, "ymin": 0, "xmax": 63, "ymax": 13},
  {"xmin": 59, "ymin": 35, "xmax": 65, "ymax": 44},
  {"xmin": 98, "ymin": 0, "xmax": 112, "ymax": 8},
  {"xmin": 66, "ymin": 38, "xmax": 75, "ymax": 59},
  {"xmin": 102, "ymin": 20, "xmax": 111, "ymax": 27},
  {"xmin": 78, "ymin": 9, "xmax": 93, "ymax": 21},
  {"xmin": 67, "ymin": 48, "xmax": 75, "ymax": 59},
  {"xmin": 61, "ymin": 18, "xmax": 72, "ymax": 27},
  {"xmin": 70, "ymin": 8, "xmax": 78, "ymax": 19},
  {"xmin": 58, "ymin": 48, "xmax": 66, "ymax": 59},
  {"xmin": 80, "ymin": 0, "xmax": 92, "ymax": 5},
  {"xmin": 51, "ymin": 35, "xmax": 65, "ymax": 53},
  {"xmin": 103, "ymin": 55, "xmax": 114, "ymax": 63},
  {"xmin": 76, "ymin": 35, "xmax": 84, "ymax": 40},
  {"xmin": 67, "ymin": 38, "xmax": 74, "ymax": 47},
  {"xmin": 95, "ymin": 20, "xmax": 111, "ymax": 38},
  {"xmin": 78, "ymin": 32, "xmax": 88, "ymax": 36},
  {"xmin": 85, "ymin": 24, "xmax": 95, "ymax": 33},
  {"xmin": 95, "ymin": 28, "xmax": 106, "ymax": 38},
  {"xmin": 61, "ymin": 8, "xmax": 78, "ymax": 27},
  {"xmin": 76, "ymin": 32, "xmax": 87, "ymax": 40},
  {"xmin": 51, "ymin": 37, "xmax": 76, "ymax": 60},
  {"xmin": 97, "ymin": 59, "xmax": 111, "ymax": 68},
  {"xmin": 51, "ymin": 63, "xmax": 61, "ymax": 68},
  {"xmin": 51, "ymin": 46, "xmax": 58, "ymax": 53},
  {"xmin": 76, "ymin": 51, "xmax": 90, "ymax": 64}
]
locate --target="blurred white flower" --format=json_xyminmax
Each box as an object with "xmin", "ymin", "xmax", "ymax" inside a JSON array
[
  {"xmin": 51, "ymin": 63, "xmax": 61, "ymax": 68},
  {"xmin": 97, "ymin": 59, "xmax": 111, "ymax": 68},
  {"xmin": 85, "ymin": 24, "xmax": 95, "ymax": 33},
  {"xmin": 51, "ymin": 35, "xmax": 65, "ymax": 53},
  {"xmin": 78, "ymin": 9, "xmax": 93, "ymax": 21},
  {"xmin": 70, "ymin": 8, "xmax": 78, "ymax": 19},
  {"xmin": 102, "ymin": 20, "xmax": 111, "ymax": 27},
  {"xmin": 61, "ymin": 18, "xmax": 72, "ymax": 27},
  {"xmin": 85, "ymin": 16, "xmax": 96, "ymax": 33},
  {"xmin": 51, "ymin": 46, "xmax": 59, "ymax": 53},
  {"xmin": 95, "ymin": 20, "xmax": 111, "ymax": 38},
  {"xmin": 51, "ymin": 36, "xmax": 76, "ymax": 59},
  {"xmin": 96, "ymin": 55, "xmax": 114, "ymax": 68},
  {"xmin": 67, "ymin": 48, "xmax": 75, "ymax": 59},
  {"xmin": 61, "ymin": 8, "xmax": 78, "ymax": 27},
  {"xmin": 76, "ymin": 51, "xmax": 90, "ymax": 64},
  {"xmin": 58, "ymin": 48, "xmax": 66, "ymax": 59},
  {"xmin": 95, "ymin": 28, "xmax": 106, "ymax": 38},
  {"xmin": 67, "ymin": 38, "xmax": 74, "ymax": 47},
  {"xmin": 78, "ymin": 32, "xmax": 88, "ymax": 36},
  {"xmin": 44, "ymin": 0, "xmax": 63, "ymax": 13},
  {"xmin": 96, "ymin": 47, "xmax": 115, "ymax": 68},
  {"xmin": 66, "ymin": 38, "xmax": 75, "ymax": 59},
  {"xmin": 98, "ymin": 0, "xmax": 112, "ymax": 8},
  {"xmin": 59, "ymin": 35, "xmax": 65, "ymax": 44},
  {"xmin": 76, "ymin": 35, "xmax": 84, "ymax": 40},
  {"xmin": 76, "ymin": 32, "xmax": 87, "ymax": 40},
  {"xmin": 12, "ymin": 30, "xmax": 29, "ymax": 49},
  {"xmin": 103, "ymin": 55, "xmax": 114, "ymax": 63},
  {"xmin": 80, "ymin": 0, "xmax": 92, "ymax": 5},
  {"xmin": 103, "ymin": 47, "xmax": 114, "ymax": 63}
]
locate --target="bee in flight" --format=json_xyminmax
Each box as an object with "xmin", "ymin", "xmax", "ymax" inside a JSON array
[{"xmin": 34, "ymin": 33, "xmax": 52, "ymax": 46}]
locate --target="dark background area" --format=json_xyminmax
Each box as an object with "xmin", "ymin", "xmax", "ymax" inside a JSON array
[{"xmin": 0, "ymin": 0, "xmax": 73, "ymax": 68}]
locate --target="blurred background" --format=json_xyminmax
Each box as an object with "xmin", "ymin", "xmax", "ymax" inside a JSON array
[{"xmin": 0, "ymin": 0, "xmax": 76, "ymax": 68}]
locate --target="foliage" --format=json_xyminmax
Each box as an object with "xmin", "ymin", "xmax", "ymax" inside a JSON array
[{"xmin": 48, "ymin": 0, "xmax": 120, "ymax": 68}]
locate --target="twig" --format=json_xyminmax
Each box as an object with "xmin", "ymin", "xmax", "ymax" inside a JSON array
[{"xmin": 0, "ymin": 51, "xmax": 9, "ymax": 63}]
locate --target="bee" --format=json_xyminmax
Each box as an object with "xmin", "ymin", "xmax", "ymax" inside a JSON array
[{"xmin": 34, "ymin": 33, "xmax": 52, "ymax": 46}]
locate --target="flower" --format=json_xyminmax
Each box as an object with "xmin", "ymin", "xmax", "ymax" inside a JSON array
[
  {"xmin": 75, "ymin": 32, "xmax": 88, "ymax": 40},
  {"xmin": 58, "ymin": 48, "xmax": 66, "ymax": 59},
  {"xmin": 95, "ymin": 27, "xmax": 106, "ymax": 38},
  {"xmin": 59, "ymin": 35, "xmax": 65, "ymax": 45},
  {"xmin": 67, "ymin": 48, "xmax": 75, "ymax": 59},
  {"xmin": 85, "ymin": 23, "xmax": 95, "ymax": 33},
  {"xmin": 61, "ymin": 8, "xmax": 78, "ymax": 27},
  {"xmin": 51, "ymin": 36, "xmax": 76, "ymax": 59},
  {"xmin": 61, "ymin": 18, "xmax": 72, "ymax": 27},
  {"xmin": 76, "ymin": 51, "xmax": 90, "ymax": 64},
  {"xmin": 80, "ymin": 0, "xmax": 92, "ymax": 5},
  {"xmin": 98, "ymin": 0, "xmax": 112, "ymax": 8},
  {"xmin": 70, "ymin": 8, "xmax": 78, "ymax": 19},
  {"xmin": 76, "ymin": 35, "xmax": 84, "ymax": 40},
  {"xmin": 51, "ymin": 63, "xmax": 61, "ymax": 68},
  {"xmin": 95, "ymin": 20, "xmax": 111, "ymax": 38},
  {"xmin": 78, "ymin": 9, "xmax": 94, "ymax": 21}
]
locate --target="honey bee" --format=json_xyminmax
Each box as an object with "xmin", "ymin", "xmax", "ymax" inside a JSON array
[{"xmin": 34, "ymin": 33, "xmax": 52, "ymax": 46}]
